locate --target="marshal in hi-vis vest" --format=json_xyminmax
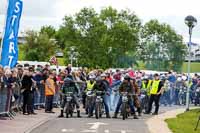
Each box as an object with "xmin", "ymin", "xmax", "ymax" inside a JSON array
[
  {"xmin": 150, "ymin": 80, "xmax": 160, "ymax": 95},
  {"xmin": 86, "ymin": 81, "xmax": 96, "ymax": 91}
]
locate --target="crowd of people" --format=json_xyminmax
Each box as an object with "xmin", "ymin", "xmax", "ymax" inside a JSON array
[{"xmin": 0, "ymin": 63, "xmax": 200, "ymax": 119}]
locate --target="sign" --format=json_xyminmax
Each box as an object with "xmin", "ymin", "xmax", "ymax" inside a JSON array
[
  {"xmin": 0, "ymin": 0, "xmax": 23, "ymax": 68},
  {"xmin": 49, "ymin": 56, "xmax": 58, "ymax": 65}
]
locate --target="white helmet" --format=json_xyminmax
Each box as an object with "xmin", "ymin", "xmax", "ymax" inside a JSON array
[
  {"xmin": 182, "ymin": 76, "xmax": 187, "ymax": 81},
  {"xmin": 177, "ymin": 77, "xmax": 182, "ymax": 82},
  {"xmin": 100, "ymin": 73, "xmax": 107, "ymax": 77},
  {"xmin": 89, "ymin": 75, "xmax": 96, "ymax": 79}
]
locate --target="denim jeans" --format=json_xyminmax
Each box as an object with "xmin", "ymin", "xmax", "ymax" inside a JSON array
[
  {"xmin": 104, "ymin": 89, "xmax": 112, "ymax": 111},
  {"xmin": 114, "ymin": 96, "xmax": 135, "ymax": 114},
  {"xmin": 90, "ymin": 94, "xmax": 110, "ymax": 114}
]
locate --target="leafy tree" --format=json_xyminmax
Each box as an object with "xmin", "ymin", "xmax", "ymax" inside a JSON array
[
  {"xmin": 139, "ymin": 20, "xmax": 186, "ymax": 71},
  {"xmin": 56, "ymin": 7, "xmax": 141, "ymax": 68},
  {"xmin": 40, "ymin": 25, "xmax": 56, "ymax": 38},
  {"xmin": 23, "ymin": 30, "xmax": 56, "ymax": 61}
]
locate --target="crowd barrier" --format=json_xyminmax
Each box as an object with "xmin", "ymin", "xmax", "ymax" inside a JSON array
[
  {"xmin": 34, "ymin": 84, "xmax": 45, "ymax": 108},
  {"xmin": 0, "ymin": 86, "xmax": 14, "ymax": 119}
]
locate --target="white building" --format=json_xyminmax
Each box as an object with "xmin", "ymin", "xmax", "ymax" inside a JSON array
[{"xmin": 185, "ymin": 42, "xmax": 200, "ymax": 61}]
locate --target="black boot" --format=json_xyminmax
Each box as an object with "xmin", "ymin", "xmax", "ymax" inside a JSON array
[
  {"xmin": 137, "ymin": 107, "xmax": 142, "ymax": 116},
  {"xmin": 58, "ymin": 110, "xmax": 64, "ymax": 118},
  {"xmin": 112, "ymin": 113, "xmax": 118, "ymax": 118},
  {"xmin": 133, "ymin": 114, "xmax": 139, "ymax": 119},
  {"xmin": 106, "ymin": 113, "xmax": 111, "ymax": 118},
  {"xmin": 77, "ymin": 110, "xmax": 81, "ymax": 118}
]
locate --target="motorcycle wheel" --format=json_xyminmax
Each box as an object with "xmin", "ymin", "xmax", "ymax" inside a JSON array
[
  {"xmin": 122, "ymin": 103, "xmax": 127, "ymax": 120},
  {"xmin": 65, "ymin": 102, "xmax": 70, "ymax": 118},
  {"xmin": 95, "ymin": 103, "xmax": 100, "ymax": 119}
]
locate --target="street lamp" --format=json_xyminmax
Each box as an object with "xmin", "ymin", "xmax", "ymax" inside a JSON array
[
  {"xmin": 184, "ymin": 15, "xmax": 197, "ymax": 111},
  {"xmin": 69, "ymin": 46, "xmax": 75, "ymax": 67}
]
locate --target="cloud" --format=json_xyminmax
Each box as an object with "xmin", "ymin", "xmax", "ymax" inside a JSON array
[
  {"xmin": 0, "ymin": 0, "xmax": 200, "ymax": 43},
  {"xmin": 0, "ymin": 0, "xmax": 60, "ymax": 17}
]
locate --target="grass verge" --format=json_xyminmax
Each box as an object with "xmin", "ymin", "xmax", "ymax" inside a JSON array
[{"xmin": 165, "ymin": 109, "xmax": 200, "ymax": 133}]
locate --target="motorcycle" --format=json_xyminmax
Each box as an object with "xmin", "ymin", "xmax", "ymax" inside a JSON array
[
  {"xmin": 95, "ymin": 91, "xmax": 104, "ymax": 119},
  {"xmin": 64, "ymin": 92, "xmax": 75, "ymax": 118},
  {"xmin": 85, "ymin": 91, "xmax": 95, "ymax": 115},
  {"xmin": 121, "ymin": 92, "xmax": 129, "ymax": 120},
  {"xmin": 140, "ymin": 90, "xmax": 149, "ymax": 113}
]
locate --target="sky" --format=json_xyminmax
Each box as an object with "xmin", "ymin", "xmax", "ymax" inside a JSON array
[{"xmin": 0, "ymin": 0, "xmax": 200, "ymax": 43}]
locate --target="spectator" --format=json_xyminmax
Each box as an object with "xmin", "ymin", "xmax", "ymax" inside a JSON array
[
  {"xmin": 45, "ymin": 72, "xmax": 55, "ymax": 113},
  {"xmin": 21, "ymin": 69, "xmax": 33, "ymax": 115}
]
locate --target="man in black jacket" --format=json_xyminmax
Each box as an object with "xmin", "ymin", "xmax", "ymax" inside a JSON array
[
  {"xmin": 21, "ymin": 68, "xmax": 34, "ymax": 115},
  {"xmin": 89, "ymin": 73, "xmax": 111, "ymax": 118}
]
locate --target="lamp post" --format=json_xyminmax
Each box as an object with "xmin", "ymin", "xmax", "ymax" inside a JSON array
[
  {"xmin": 69, "ymin": 46, "xmax": 75, "ymax": 67},
  {"xmin": 184, "ymin": 15, "xmax": 197, "ymax": 111}
]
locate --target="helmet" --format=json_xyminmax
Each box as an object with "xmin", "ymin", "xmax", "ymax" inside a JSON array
[
  {"xmin": 142, "ymin": 76, "xmax": 149, "ymax": 80},
  {"xmin": 177, "ymin": 77, "xmax": 182, "ymax": 82},
  {"xmin": 182, "ymin": 76, "xmax": 187, "ymax": 81},
  {"xmin": 124, "ymin": 74, "xmax": 130, "ymax": 80},
  {"xmin": 66, "ymin": 75, "xmax": 73, "ymax": 80},
  {"xmin": 100, "ymin": 73, "xmax": 107, "ymax": 77},
  {"xmin": 160, "ymin": 76, "xmax": 166, "ymax": 80},
  {"xmin": 89, "ymin": 75, "xmax": 96, "ymax": 79}
]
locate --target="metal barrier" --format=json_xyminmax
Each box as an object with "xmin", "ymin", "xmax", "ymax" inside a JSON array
[
  {"xmin": 34, "ymin": 84, "xmax": 45, "ymax": 108},
  {"xmin": 0, "ymin": 85, "xmax": 14, "ymax": 119}
]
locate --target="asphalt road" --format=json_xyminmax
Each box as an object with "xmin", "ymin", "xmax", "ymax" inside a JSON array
[{"xmin": 30, "ymin": 106, "xmax": 182, "ymax": 133}]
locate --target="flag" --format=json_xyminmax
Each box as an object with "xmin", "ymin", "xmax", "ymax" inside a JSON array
[
  {"xmin": 49, "ymin": 56, "xmax": 58, "ymax": 65},
  {"xmin": 0, "ymin": 0, "xmax": 23, "ymax": 68}
]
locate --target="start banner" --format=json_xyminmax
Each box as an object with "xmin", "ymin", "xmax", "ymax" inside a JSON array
[{"xmin": 0, "ymin": 0, "xmax": 23, "ymax": 68}]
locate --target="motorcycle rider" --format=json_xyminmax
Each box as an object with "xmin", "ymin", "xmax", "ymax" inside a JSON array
[
  {"xmin": 84, "ymin": 75, "xmax": 96, "ymax": 114},
  {"xmin": 89, "ymin": 73, "xmax": 111, "ymax": 118},
  {"xmin": 131, "ymin": 77, "xmax": 142, "ymax": 116},
  {"xmin": 113, "ymin": 75, "xmax": 138, "ymax": 119},
  {"xmin": 58, "ymin": 74, "xmax": 81, "ymax": 118},
  {"xmin": 141, "ymin": 76, "xmax": 152, "ymax": 96}
]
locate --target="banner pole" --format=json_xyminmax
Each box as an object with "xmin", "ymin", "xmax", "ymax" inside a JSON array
[{"xmin": 0, "ymin": 0, "xmax": 9, "ymax": 62}]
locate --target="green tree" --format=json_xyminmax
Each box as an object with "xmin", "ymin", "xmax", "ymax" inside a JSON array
[
  {"xmin": 40, "ymin": 25, "xmax": 56, "ymax": 38},
  {"xmin": 23, "ymin": 30, "xmax": 56, "ymax": 61},
  {"xmin": 139, "ymin": 20, "xmax": 186, "ymax": 71},
  {"xmin": 56, "ymin": 7, "xmax": 141, "ymax": 68}
]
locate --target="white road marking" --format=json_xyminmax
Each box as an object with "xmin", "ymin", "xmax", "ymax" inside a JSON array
[
  {"xmin": 114, "ymin": 130, "xmax": 134, "ymax": 133},
  {"xmin": 104, "ymin": 129, "xmax": 109, "ymax": 133},
  {"xmin": 61, "ymin": 129, "xmax": 75, "ymax": 132},
  {"xmin": 81, "ymin": 129, "xmax": 96, "ymax": 132},
  {"xmin": 87, "ymin": 122, "xmax": 108, "ymax": 130},
  {"xmin": 61, "ymin": 129, "xmax": 67, "ymax": 132}
]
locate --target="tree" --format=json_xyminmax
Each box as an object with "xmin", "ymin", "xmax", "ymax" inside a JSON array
[
  {"xmin": 139, "ymin": 20, "xmax": 186, "ymax": 71},
  {"xmin": 56, "ymin": 7, "xmax": 141, "ymax": 68},
  {"xmin": 23, "ymin": 30, "xmax": 56, "ymax": 61},
  {"xmin": 40, "ymin": 25, "xmax": 56, "ymax": 38}
]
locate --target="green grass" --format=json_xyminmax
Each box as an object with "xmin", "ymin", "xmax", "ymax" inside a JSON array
[
  {"xmin": 165, "ymin": 109, "xmax": 200, "ymax": 133},
  {"xmin": 57, "ymin": 57, "xmax": 65, "ymax": 66},
  {"xmin": 182, "ymin": 62, "xmax": 200, "ymax": 73}
]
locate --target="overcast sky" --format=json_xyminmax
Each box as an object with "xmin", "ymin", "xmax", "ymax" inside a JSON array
[{"xmin": 0, "ymin": 0, "xmax": 200, "ymax": 43}]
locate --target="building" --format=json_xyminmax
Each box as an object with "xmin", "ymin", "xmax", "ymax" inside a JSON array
[
  {"xmin": 0, "ymin": 31, "xmax": 26, "ymax": 44},
  {"xmin": 185, "ymin": 42, "xmax": 200, "ymax": 62}
]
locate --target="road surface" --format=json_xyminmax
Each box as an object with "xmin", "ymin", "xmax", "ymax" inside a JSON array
[{"xmin": 30, "ymin": 106, "xmax": 182, "ymax": 133}]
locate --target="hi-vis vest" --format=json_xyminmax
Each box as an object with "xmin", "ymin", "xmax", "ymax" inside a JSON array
[
  {"xmin": 142, "ymin": 80, "xmax": 152, "ymax": 96},
  {"xmin": 150, "ymin": 80, "xmax": 160, "ymax": 94},
  {"xmin": 45, "ymin": 78, "xmax": 55, "ymax": 96},
  {"xmin": 142, "ymin": 80, "xmax": 152, "ymax": 90},
  {"xmin": 86, "ymin": 81, "xmax": 96, "ymax": 91}
]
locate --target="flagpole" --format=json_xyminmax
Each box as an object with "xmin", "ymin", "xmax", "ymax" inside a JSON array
[{"xmin": 0, "ymin": 0, "xmax": 9, "ymax": 62}]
